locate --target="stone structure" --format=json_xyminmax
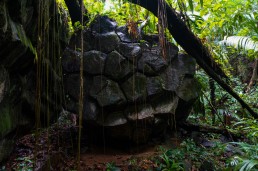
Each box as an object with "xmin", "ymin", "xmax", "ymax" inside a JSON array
[
  {"xmin": 63, "ymin": 16, "xmax": 200, "ymax": 143},
  {"xmin": 0, "ymin": 7, "xmax": 200, "ymax": 161}
]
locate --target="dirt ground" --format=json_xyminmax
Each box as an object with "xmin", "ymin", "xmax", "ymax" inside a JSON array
[{"xmin": 2, "ymin": 123, "xmax": 182, "ymax": 171}]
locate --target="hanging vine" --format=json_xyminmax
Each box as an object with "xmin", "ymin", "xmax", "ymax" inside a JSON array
[{"xmin": 77, "ymin": 0, "xmax": 84, "ymax": 169}]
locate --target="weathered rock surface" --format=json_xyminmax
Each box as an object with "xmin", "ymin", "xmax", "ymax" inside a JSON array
[
  {"xmin": 176, "ymin": 78, "xmax": 199, "ymax": 102},
  {"xmin": 161, "ymin": 66, "xmax": 181, "ymax": 92},
  {"xmin": 0, "ymin": 67, "xmax": 9, "ymax": 104},
  {"xmin": 166, "ymin": 43, "xmax": 179, "ymax": 61},
  {"xmin": 90, "ymin": 76, "xmax": 127, "ymax": 107},
  {"xmin": 121, "ymin": 73, "xmax": 147, "ymax": 102},
  {"xmin": 64, "ymin": 74, "xmax": 86, "ymax": 100},
  {"xmin": 0, "ymin": 0, "xmax": 69, "ymax": 162},
  {"xmin": 117, "ymin": 43, "xmax": 142, "ymax": 60},
  {"xmin": 172, "ymin": 53, "xmax": 196, "ymax": 76},
  {"xmin": 116, "ymin": 26, "xmax": 133, "ymax": 43},
  {"xmin": 105, "ymin": 51, "xmax": 134, "ymax": 80},
  {"xmin": 62, "ymin": 48, "xmax": 81, "ymax": 73},
  {"xmin": 93, "ymin": 31, "xmax": 120, "ymax": 53},
  {"xmin": 153, "ymin": 96, "xmax": 179, "ymax": 115},
  {"xmin": 83, "ymin": 98, "xmax": 99, "ymax": 121},
  {"xmin": 91, "ymin": 15, "xmax": 117, "ymax": 34},
  {"xmin": 146, "ymin": 76, "xmax": 163, "ymax": 96},
  {"xmin": 62, "ymin": 15, "xmax": 200, "ymax": 144},
  {"xmin": 83, "ymin": 50, "xmax": 107, "ymax": 75},
  {"xmin": 138, "ymin": 50, "xmax": 168, "ymax": 74},
  {"xmin": 100, "ymin": 111, "xmax": 127, "ymax": 126},
  {"xmin": 125, "ymin": 104, "xmax": 154, "ymax": 120}
]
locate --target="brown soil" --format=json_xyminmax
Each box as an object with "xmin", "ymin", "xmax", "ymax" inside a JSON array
[
  {"xmin": 78, "ymin": 139, "xmax": 178, "ymax": 171},
  {"xmin": 2, "ymin": 123, "xmax": 181, "ymax": 171}
]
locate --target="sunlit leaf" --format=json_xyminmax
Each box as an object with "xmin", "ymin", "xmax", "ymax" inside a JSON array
[
  {"xmin": 218, "ymin": 36, "xmax": 258, "ymax": 52},
  {"xmin": 200, "ymin": 0, "xmax": 203, "ymax": 8},
  {"xmin": 188, "ymin": 0, "xmax": 193, "ymax": 13}
]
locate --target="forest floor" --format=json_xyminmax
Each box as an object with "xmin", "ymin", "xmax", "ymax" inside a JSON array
[
  {"xmin": 1, "ymin": 113, "xmax": 242, "ymax": 171},
  {"xmin": 2, "ymin": 126, "xmax": 182, "ymax": 171}
]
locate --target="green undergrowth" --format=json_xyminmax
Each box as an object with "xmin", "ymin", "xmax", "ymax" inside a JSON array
[
  {"xmin": 104, "ymin": 137, "xmax": 258, "ymax": 171},
  {"xmin": 2, "ymin": 111, "xmax": 258, "ymax": 170}
]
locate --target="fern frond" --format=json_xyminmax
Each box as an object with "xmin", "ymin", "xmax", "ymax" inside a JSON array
[{"xmin": 219, "ymin": 36, "xmax": 258, "ymax": 52}]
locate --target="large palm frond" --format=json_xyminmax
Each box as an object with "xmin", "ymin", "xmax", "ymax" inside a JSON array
[{"xmin": 219, "ymin": 36, "xmax": 258, "ymax": 52}]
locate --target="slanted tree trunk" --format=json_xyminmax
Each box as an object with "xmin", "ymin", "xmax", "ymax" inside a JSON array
[
  {"xmin": 64, "ymin": 0, "xmax": 88, "ymax": 25},
  {"xmin": 129, "ymin": 0, "xmax": 258, "ymax": 118}
]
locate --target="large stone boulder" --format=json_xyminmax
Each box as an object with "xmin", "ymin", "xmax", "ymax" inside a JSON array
[
  {"xmin": 83, "ymin": 50, "xmax": 107, "ymax": 75},
  {"xmin": 62, "ymin": 15, "xmax": 200, "ymax": 143},
  {"xmin": 90, "ymin": 76, "xmax": 127, "ymax": 107},
  {"xmin": 121, "ymin": 73, "xmax": 147, "ymax": 102},
  {"xmin": 104, "ymin": 51, "xmax": 134, "ymax": 80},
  {"xmin": 0, "ymin": 0, "xmax": 69, "ymax": 162}
]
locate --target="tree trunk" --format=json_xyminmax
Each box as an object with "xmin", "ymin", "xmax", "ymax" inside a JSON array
[
  {"xmin": 179, "ymin": 122, "xmax": 242, "ymax": 141},
  {"xmin": 130, "ymin": 0, "xmax": 258, "ymax": 118},
  {"xmin": 246, "ymin": 58, "xmax": 258, "ymax": 92},
  {"xmin": 64, "ymin": 0, "xmax": 88, "ymax": 25}
]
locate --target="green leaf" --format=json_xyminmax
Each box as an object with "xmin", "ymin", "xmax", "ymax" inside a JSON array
[
  {"xmin": 240, "ymin": 160, "xmax": 258, "ymax": 171},
  {"xmin": 188, "ymin": 0, "xmax": 194, "ymax": 13},
  {"xmin": 200, "ymin": 0, "xmax": 203, "ymax": 8},
  {"xmin": 218, "ymin": 36, "xmax": 258, "ymax": 52}
]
